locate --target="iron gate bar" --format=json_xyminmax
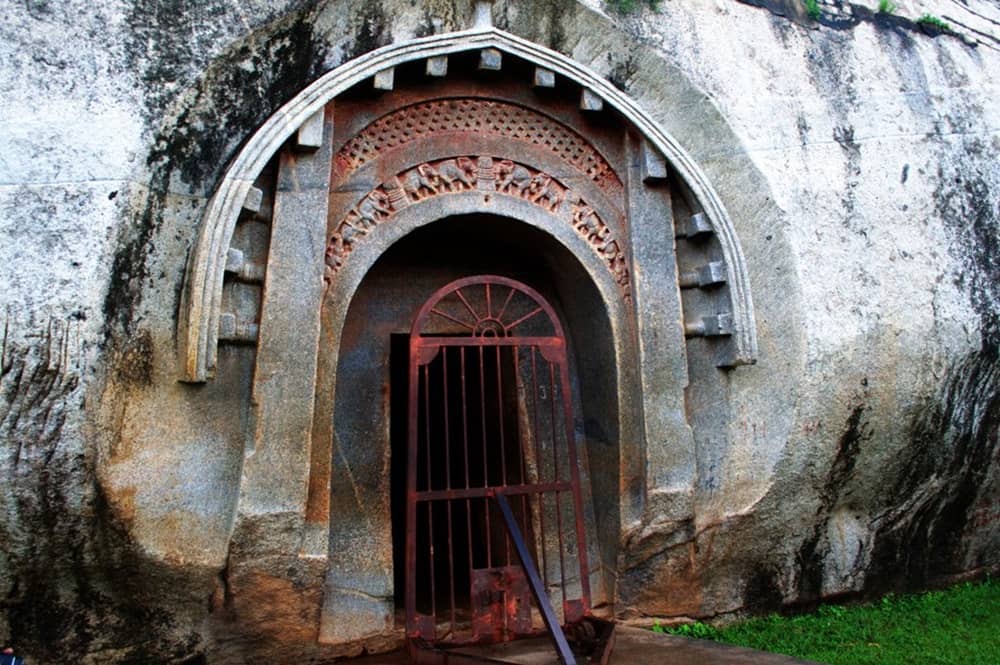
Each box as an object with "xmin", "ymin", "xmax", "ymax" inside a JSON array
[
  {"xmin": 416, "ymin": 481, "xmax": 574, "ymax": 502},
  {"xmin": 415, "ymin": 336, "xmax": 564, "ymax": 347},
  {"xmin": 494, "ymin": 491, "xmax": 577, "ymax": 665},
  {"xmin": 528, "ymin": 346, "xmax": 550, "ymax": 596}
]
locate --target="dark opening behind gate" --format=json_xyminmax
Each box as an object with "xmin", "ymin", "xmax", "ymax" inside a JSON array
[{"xmin": 403, "ymin": 275, "xmax": 594, "ymax": 649}]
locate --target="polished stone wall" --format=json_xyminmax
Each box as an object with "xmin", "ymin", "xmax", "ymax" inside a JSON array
[{"xmin": 1, "ymin": 1, "xmax": 997, "ymax": 662}]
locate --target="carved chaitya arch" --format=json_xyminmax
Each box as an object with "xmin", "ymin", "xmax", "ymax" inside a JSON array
[
  {"xmin": 169, "ymin": 15, "xmax": 764, "ymax": 652},
  {"xmin": 178, "ymin": 25, "xmax": 758, "ymax": 383}
]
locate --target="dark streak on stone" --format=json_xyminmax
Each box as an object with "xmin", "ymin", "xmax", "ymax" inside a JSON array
[
  {"xmin": 743, "ymin": 565, "xmax": 784, "ymax": 612},
  {"xmin": 736, "ymin": 0, "xmax": 973, "ymax": 45},
  {"xmin": 867, "ymin": 349, "xmax": 1000, "ymax": 592},
  {"xmin": 347, "ymin": 1, "xmax": 391, "ymax": 61},
  {"xmin": 114, "ymin": 329, "xmax": 154, "ymax": 388},
  {"xmin": 796, "ymin": 405, "xmax": 868, "ymax": 602},
  {"xmin": 833, "ymin": 125, "xmax": 864, "ymax": 230},
  {"xmin": 0, "ymin": 333, "xmax": 205, "ymax": 662},
  {"xmin": 607, "ymin": 52, "xmax": 638, "ymax": 93},
  {"xmin": 104, "ymin": 6, "xmax": 329, "ymax": 347}
]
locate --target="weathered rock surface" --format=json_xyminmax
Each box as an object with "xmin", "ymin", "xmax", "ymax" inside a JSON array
[{"xmin": 0, "ymin": 0, "xmax": 997, "ymax": 663}]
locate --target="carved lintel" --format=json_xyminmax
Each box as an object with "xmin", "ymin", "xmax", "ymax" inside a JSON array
[
  {"xmin": 242, "ymin": 186, "xmax": 264, "ymax": 215},
  {"xmin": 332, "ymin": 99, "xmax": 622, "ymax": 197},
  {"xmin": 533, "ymin": 67, "xmax": 556, "ymax": 88},
  {"xmin": 373, "ymin": 67, "xmax": 395, "ymax": 90},
  {"xmin": 296, "ymin": 109, "xmax": 324, "ymax": 151},
  {"xmin": 426, "ymin": 56, "xmax": 448, "ymax": 77},
  {"xmin": 580, "ymin": 88, "xmax": 603, "ymax": 112},
  {"xmin": 479, "ymin": 48, "xmax": 502, "ymax": 71}
]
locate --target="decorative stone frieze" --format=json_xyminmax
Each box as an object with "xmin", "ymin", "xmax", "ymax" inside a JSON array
[{"xmin": 325, "ymin": 156, "xmax": 631, "ymax": 300}]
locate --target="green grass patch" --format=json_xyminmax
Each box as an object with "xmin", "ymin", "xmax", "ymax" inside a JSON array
[
  {"xmin": 916, "ymin": 14, "xmax": 950, "ymax": 31},
  {"xmin": 655, "ymin": 579, "xmax": 1000, "ymax": 664},
  {"xmin": 877, "ymin": 0, "xmax": 897, "ymax": 14},
  {"xmin": 803, "ymin": 0, "xmax": 821, "ymax": 21}
]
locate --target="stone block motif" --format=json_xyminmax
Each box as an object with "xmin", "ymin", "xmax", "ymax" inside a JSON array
[
  {"xmin": 325, "ymin": 157, "xmax": 631, "ymax": 301},
  {"xmin": 331, "ymin": 99, "xmax": 623, "ymax": 197}
]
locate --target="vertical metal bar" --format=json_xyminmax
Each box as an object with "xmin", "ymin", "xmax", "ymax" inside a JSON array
[
  {"xmin": 460, "ymin": 347, "xmax": 474, "ymax": 574},
  {"xmin": 495, "ymin": 344, "xmax": 510, "ymax": 567},
  {"xmin": 495, "ymin": 493, "xmax": 577, "ymax": 665},
  {"xmin": 405, "ymin": 342, "xmax": 421, "ymax": 633},
  {"xmin": 514, "ymin": 346, "xmax": 532, "ymax": 566},
  {"xmin": 496, "ymin": 347, "xmax": 509, "ymax": 486},
  {"xmin": 478, "ymin": 345, "xmax": 491, "ymax": 568},
  {"xmin": 423, "ymin": 365, "xmax": 436, "ymax": 620},
  {"xmin": 442, "ymin": 349, "xmax": 456, "ymax": 632},
  {"xmin": 549, "ymin": 359, "xmax": 567, "ymax": 613},
  {"xmin": 530, "ymin": 346, "xmax": 549, "ymax": 594},
  {"xmin": 560, "ymin": 359, "xmax": 592, "ymax": 608}
]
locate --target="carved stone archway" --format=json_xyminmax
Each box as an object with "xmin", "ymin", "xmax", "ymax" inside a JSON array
[
  {"xmin": 179, "ymin": 23, "xmax": 757, "ymax": 384},
  {"xmin": 180, "ymin": 12, "xmax": 759, "ymax": 655}
]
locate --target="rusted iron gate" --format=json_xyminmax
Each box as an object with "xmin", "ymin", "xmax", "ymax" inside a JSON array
[{"xmin": 406, "ymin": 276, "xmax": 613, "ymax": 664}]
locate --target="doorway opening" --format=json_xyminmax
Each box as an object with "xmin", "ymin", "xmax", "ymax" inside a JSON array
[
  {"xmin": 336, "ymin": 215, "xmax": 619, "ymax": 642},
  {"xmin": 391, "ymin": 337, "xmax": 532, "ymax": 622},
  {"xmin": 392, "ymin": 275, "xmax": 592, "ymax": 646}
]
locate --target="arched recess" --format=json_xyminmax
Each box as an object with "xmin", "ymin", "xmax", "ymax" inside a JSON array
[
  {"xmin": 178, "ymin": 24, "xmax": 757, "ymax": 384},
  {"xmin": 316, "ymin": 211, "xmax": 626, "ymax": 643}
]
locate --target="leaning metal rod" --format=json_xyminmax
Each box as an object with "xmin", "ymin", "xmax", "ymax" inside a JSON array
[{"xmin": 494, "ymin": 492, "xmax": 577, "ymax": 665}]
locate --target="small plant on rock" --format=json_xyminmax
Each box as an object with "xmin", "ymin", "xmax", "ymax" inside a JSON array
[
  {"xmin": 877, "ymin": 0, "xmax": 897, "ymax": 14},
  {"xmin": 804, "ymin": 0, "xmax": 821, "ymax": 21},
  {"xmin": 916, "ymin": 14, "xmax": 950, "ymax": 31}
]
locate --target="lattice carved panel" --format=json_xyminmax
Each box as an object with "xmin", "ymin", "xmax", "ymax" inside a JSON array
[{"xmin": 332, "ymin": 99, "xmax": 623, "ymax": 199}]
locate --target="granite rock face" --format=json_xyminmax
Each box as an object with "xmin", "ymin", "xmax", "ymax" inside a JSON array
[{"xmin": 1, "ymin": 0, "xmax": 997, "ymax": 662}]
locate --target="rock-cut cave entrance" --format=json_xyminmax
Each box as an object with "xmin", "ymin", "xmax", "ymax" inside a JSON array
[
  {"xmin": 335, "ymin": 214, "xmax": 614, "ymax": 644},
  {"xmin": 396, "ymin": 273, "xmax": 592, "ymax": 646}
]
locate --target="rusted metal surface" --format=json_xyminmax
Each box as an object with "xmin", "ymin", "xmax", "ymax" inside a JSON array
[{"xmin": 406, "ymin": 275, "xmax": 610, "ymax": 664}]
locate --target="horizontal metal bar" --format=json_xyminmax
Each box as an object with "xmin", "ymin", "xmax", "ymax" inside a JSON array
[
  {"xmin": 415, "ymin": 481, "xmax": 573, "ymax": 503},
  {"xmin": 413, "ymin": 336, "xmax": 563, "ymax": 348}
]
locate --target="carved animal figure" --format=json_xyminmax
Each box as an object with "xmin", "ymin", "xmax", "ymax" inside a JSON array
[
  {"xmin": 436, "ymin": 157, "xmax": 477, "ymax": 191},
  {"xmin": 337, "ymin": 220, "xmax": 365, "ymax": 246},
  {"xmin": 527, "ymin": 174, "xmax": 562, "ymax": 211},
  {"xmin": 353, "ymin": 191, "xmax": 391, "ymax": 229},
  {"xmin": 572, "ymin": 203, "xmax": 603, "ymax": 242},
  {"xmin": 496, "ymin": 160, "xmax": 532, "ymax": 195},
  {"xmin": 599, "ymin": 239, "xmax": 621, "ymax": 262},
  {"xmin": 326, "ymin": 233, "xmax": 347, "ymax": 272},
  {"xmin": 401, "ymin": 163, "xmax": 440, "ymax": 200}
]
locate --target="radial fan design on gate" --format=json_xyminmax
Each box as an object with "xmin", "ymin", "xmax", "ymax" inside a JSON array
[{"xmin": 417, "ymin": 279, "xmax": 559, "ymax": 339}]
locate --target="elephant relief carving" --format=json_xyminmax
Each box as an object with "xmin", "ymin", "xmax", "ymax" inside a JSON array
[{"xmin": 327, "ymin": 156, "xmax": 630, "ymax": 300}]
